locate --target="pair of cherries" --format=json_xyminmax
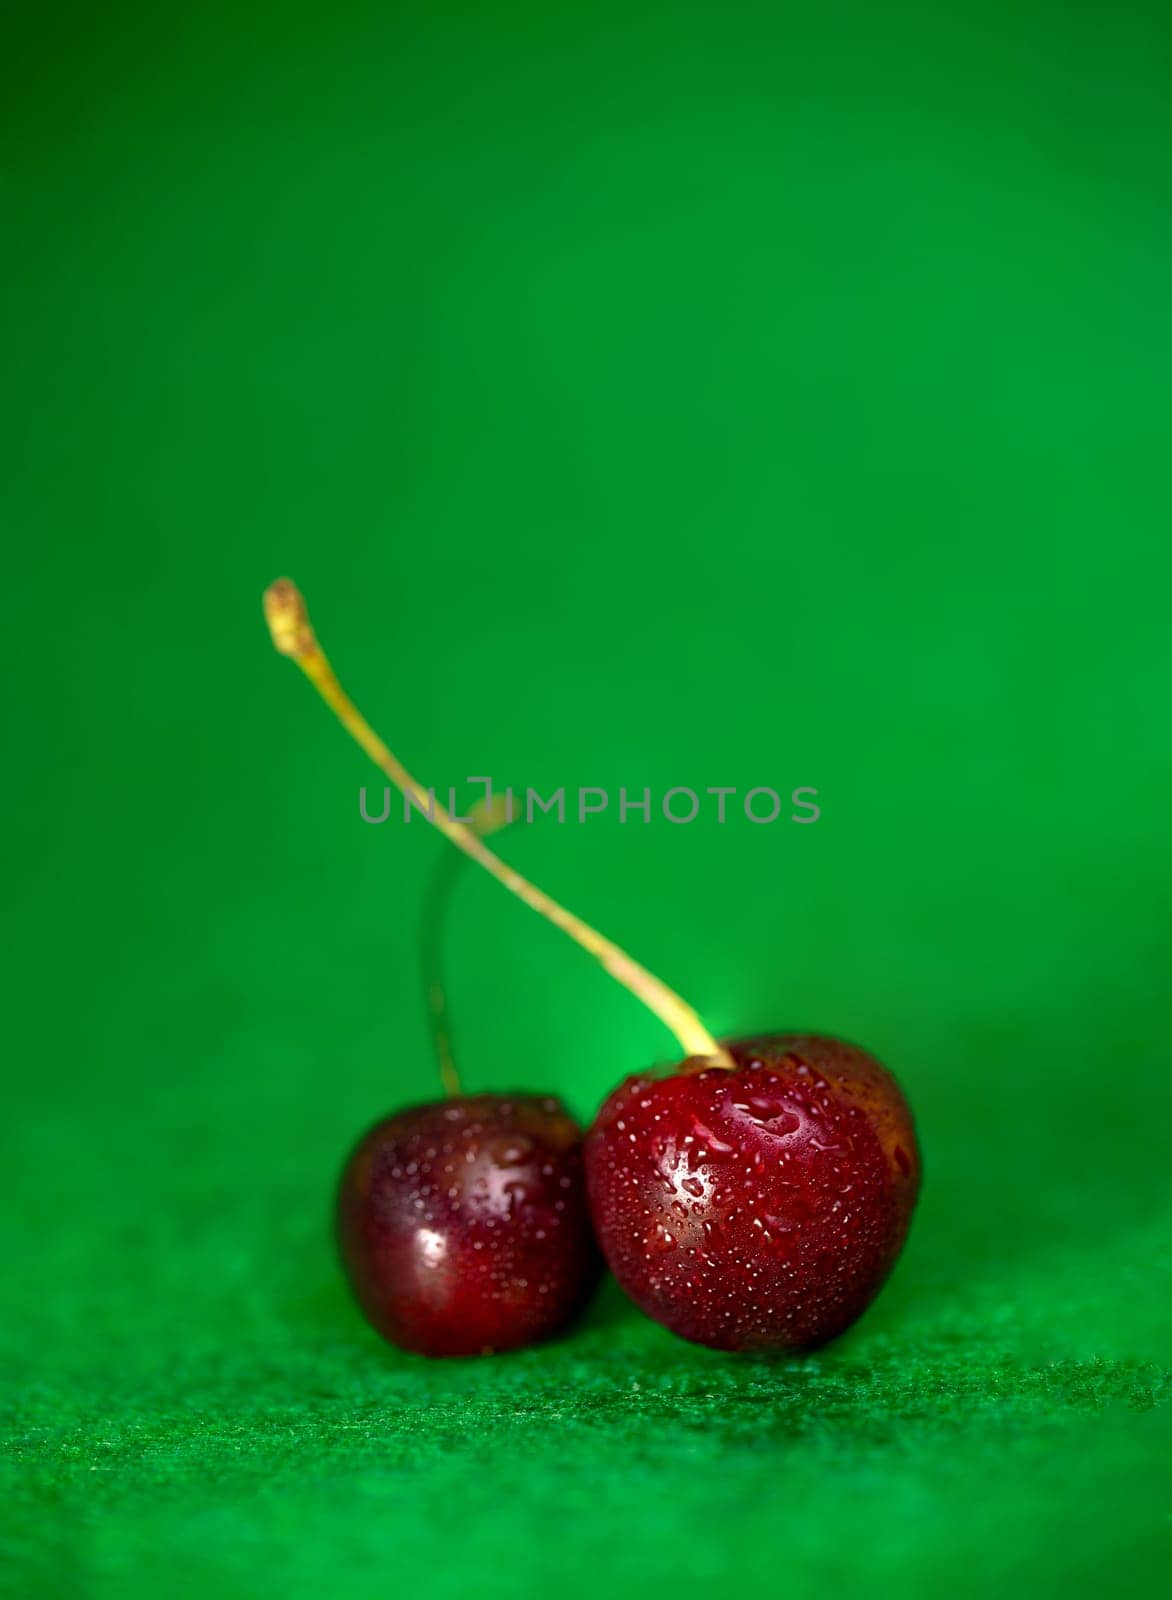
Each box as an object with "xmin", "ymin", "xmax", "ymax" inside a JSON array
[{"xmin": 266, "ymin": 582, "xmax": 921, "ymax": 1358}]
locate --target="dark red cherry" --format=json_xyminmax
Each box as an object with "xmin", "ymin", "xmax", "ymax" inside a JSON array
[
  {"xmin": 584, "ymin": 1034, "xmax": 920, "ymax": 1352},
  {"xmin": 337, "ymin": 1093, "xmax": 600, "ymax": 1357}
]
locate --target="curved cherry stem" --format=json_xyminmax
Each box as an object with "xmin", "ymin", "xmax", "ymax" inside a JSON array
[
  {"xmin": 264, "ymin": 579, "xmax": 731, "ymax": 1068},
  {"xmin": 421, "ymin": 794, "xmax": 517, "ymax": 1096}
]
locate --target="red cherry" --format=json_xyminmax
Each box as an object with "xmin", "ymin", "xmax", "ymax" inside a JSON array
[
  {"xmin": 585, "ymin": 1034, "xmax": 920, "ymax": 1351},
  {"xmin": 338, "ymin": 1093, "xmax": 599, "ymax": 1357}
]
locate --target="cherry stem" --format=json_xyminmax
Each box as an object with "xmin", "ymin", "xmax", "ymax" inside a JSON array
[
  {"xmin": 264, "ymin": 578, "xmax": 732, "ymax": 1068},
  {"xmin": 421, "ymin": 794, "xmax": 516, "ymax": 1097},
  {"xmin": 421, "ymin": 842, "xmax": 463, "ymax": 1097}
]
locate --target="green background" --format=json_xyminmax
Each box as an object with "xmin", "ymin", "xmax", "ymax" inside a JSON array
[{"xmin": 3, "ymin": 3, "xmax": 1169, "ymax": 1595}]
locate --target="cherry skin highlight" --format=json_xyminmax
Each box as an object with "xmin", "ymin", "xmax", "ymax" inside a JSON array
[
  {"xmin": 585, "ymin": 1034, "xmax": 920, "ymax": 1352},
  {"xmin": 337, "ymin": 1093, "xmax": 600, "ymax": 1357}
]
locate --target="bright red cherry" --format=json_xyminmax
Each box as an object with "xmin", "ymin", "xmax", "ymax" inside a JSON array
[
  {"xmin": 585, "ymin": 1033, "xmax": 920, "ymax": 1351},
  {"xmin": 337, "ymin": 1094, "xmax": 599, "ymax": 1357}
]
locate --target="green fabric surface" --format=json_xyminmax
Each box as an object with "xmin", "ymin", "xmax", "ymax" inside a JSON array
[{"xmin": 3, "ymin": 4, "xmax": 1169, "ymax": 1596}]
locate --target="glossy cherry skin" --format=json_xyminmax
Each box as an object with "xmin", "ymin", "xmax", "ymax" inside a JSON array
[
  {"xmin": 337, "ymin": 1093, "xmax": 601, "ymax": 1357},
  {"xmin": 584, "ymin": 1034, "xmax": 920, "ymax": 1352}
]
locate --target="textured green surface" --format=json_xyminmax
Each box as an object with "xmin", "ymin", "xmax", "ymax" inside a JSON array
[{"xmin": 3, "ymin": 4, "xmax": 1170, "ymax": 1596}]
